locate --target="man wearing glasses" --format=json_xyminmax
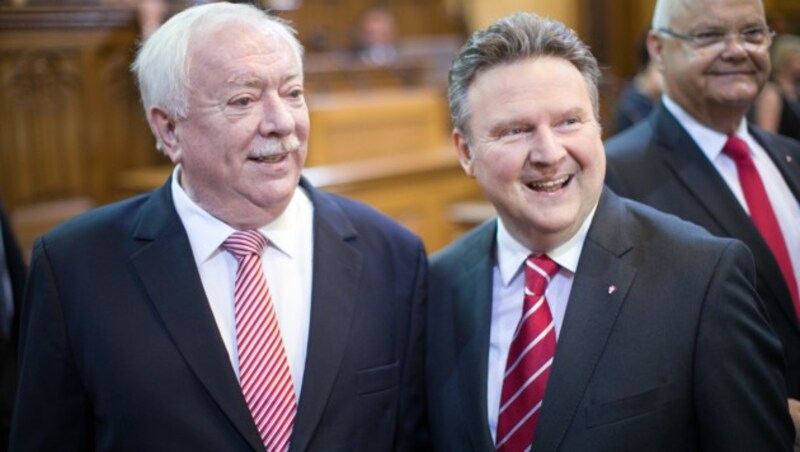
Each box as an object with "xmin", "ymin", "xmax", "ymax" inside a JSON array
[{"xmin": 605, "ymin": 0, "xmax": 800, "ymax": 441}]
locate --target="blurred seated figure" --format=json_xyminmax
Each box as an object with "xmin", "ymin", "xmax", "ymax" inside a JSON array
[
  {"xmin": 354, "ymin": 7, "xmax": 399, "ymax": 66},
  {"xmin": 136, "ymin": 0, "xmax": 277, "ymax": 40},
  {"xmin": 614, "ymin": 34, "xmax": 662, "ymax": 133},
  {"xmin": 137, "ymin": 0, "xmax": 168, "ymax": 39},
  {"xmin": 754, "ymin": 34, "xmax": 800, "ymax": 141}
]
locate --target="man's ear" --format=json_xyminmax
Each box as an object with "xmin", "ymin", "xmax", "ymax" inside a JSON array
[
  {"xmin": 149, "ymin": 106, "xmax": 182, "ymax": 163},
  {"xmin": 647, "ymin": 30, "xmax": 665, "ymax": 73},
  {"xmin": 453, "ymin": 129, "xmax": 475, "ymax": 178}
]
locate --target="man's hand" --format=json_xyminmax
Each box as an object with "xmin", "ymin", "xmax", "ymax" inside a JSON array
[{"xmin": 789, "ymin": 398, "xmax": 800, "ymax": 452}]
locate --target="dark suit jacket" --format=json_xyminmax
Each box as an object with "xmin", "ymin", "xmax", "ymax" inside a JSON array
[
  {"xmin": 0, "ymin": 203, "xmax": 25, "ymax": 451},
  {"xmin": 10, "ymin": 177, "xmax": 428, "ymax": 451},
  {"xmin": 605, "ymin": 104, "xmax": 800, "ymax": 398},
  {"xmin": 426, "ymin": 188, "xmax": 793, "ymax": 451}
]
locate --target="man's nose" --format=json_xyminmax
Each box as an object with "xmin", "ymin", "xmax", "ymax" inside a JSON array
[
  {"xmin": 259, "ymin": 94, "xmax": 295, "ymax": 136},
  {"xmin": 527, "ymin": 127, "xmax": 566, "ymax": 166}
]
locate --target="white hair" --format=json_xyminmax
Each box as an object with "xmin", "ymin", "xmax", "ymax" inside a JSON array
[
  {"xmin": 651, "ymin": 0, "xmax": 688, "ymax": 30},
  {"xmin": 131, "ymin": 2, "xmax": 303, "ymax": 121}
]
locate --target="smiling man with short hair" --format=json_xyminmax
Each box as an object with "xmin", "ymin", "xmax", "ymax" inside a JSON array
[{"xmin": 427, "ymin": 11, "xmax": 794, "ymax": 451}]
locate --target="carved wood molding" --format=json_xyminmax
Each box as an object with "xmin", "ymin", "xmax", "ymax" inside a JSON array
[{"xmin": 0, "ymin": 6, "xmax": 136, "ymax": 29}]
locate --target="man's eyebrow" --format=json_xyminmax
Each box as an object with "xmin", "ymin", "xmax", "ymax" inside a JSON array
[
  {"xmin": 224, "ymin": 70, "xmax": 304, "ymax": 87},
  {"xmin": 225, "ymin": 74, "xmax": 263, "ymax": 87},
  {"xmin": 283, "ymin": 70, "xmax": 304, "ymax": 84},
  {"xmin": 561, "ymin": 106, "xmax": 589, "ymax": 118}
]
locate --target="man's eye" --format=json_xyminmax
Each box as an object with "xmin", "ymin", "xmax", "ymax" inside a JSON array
[
  {"xmin": 694, "ymin": 30, "xmax": 724, "ymax": 44},
  {"xmin": 742, "ymin": 28, "xmax": 766, "ymax": 42},
  {"xmin": 288, "ymin": 89, "xmax": 304, "ymax": 98},
  {"xmin": 232, "ymin": 97, "xmax": 254, "ymax": 107}
]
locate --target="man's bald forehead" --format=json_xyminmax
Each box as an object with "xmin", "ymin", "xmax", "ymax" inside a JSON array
[
  {"xmin": 652, "ymin": 0, "xmax": 765, "ymax": 29},
  {"xmin": 651, "ymin": 0, "xmax": 692, "ymax": 29}
]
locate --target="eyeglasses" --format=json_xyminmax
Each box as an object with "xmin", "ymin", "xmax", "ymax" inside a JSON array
[{"xmin": 656, "ymin": 26, "xmax": 776, "ymax": 51}]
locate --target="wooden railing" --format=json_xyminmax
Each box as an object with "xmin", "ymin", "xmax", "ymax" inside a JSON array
[{"xmin": 117, "ymin": 148, "xmax": 486, "ymax": 253}]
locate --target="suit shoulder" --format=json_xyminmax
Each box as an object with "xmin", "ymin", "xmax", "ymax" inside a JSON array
[
  {"xmin": 609, "ymin": 197, "xmax": 755, "ymax": 291},
  {"xmin": 752, "ymin": 123, "xmax": 800, "ymax": 147},
  {"xmin": 430, "ymin": 220, "xmax": 495, "ymax": 273},
  {"xmin": 621, "ymin": 196, "xmax": 741, "ymax": 252},
  {"xmin": 604, "ymin": 119, "xmax": 654, "ymax": 158},
  {"xmin": 317, "ymin": 190, "xmax": 422, "ymax": 246},
  {"xmin": 751, "ymin": 125, "xmax": 800, "ymax": 160},
  {"xmin": 42, "ymin": 193, "xmax": 150, "ymax": 246}
]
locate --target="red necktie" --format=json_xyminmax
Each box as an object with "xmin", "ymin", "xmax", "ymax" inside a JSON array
[
  {"xmin": 723, "ymin": 135, "xmax": 800, "ymax": 318},
  {"xmin": 223, "ymin": 230, "xmax": 297, "ymax": 452},
  {"xmin": 496, "ymin": 255, "xmax": 559, "ymax": 452}
]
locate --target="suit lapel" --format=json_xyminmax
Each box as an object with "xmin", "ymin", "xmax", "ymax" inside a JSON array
[
  {"xmin": 652, "ymin": 108, "xmax": 755, "ymax": 241},
  {"xmin": 750, "ymin": 126, "xmax": 800, "ymax": 199},
  {"xmin": 653, "ymin": 111, "xmax": 798, "ymax": 332},
  {"xmin": 534, "ymin": 190, "xmax": 637, "ymax": 452},
  {"xmin": 290, "ymin": 180, "xmax": 361, "ymax": 452},
  {"xmin": 452, "ymin": 221, "xmax": 497, "ymax": 451},
  {"xmin": 130, "ymin": 181, "xmax": 264, "ymax": 451}
]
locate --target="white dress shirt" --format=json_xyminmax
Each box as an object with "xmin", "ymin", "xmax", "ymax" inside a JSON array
[
  {"xmin": 486, "ymin": 207, "xmax": 596, "ymax": 442},
  {"xmin": 663, "ymin": 96, "xmax": 800, "ymax": 295},
  {"xmin": 171, "ymin": 167, "xmax": 314, "ymax": 398}
]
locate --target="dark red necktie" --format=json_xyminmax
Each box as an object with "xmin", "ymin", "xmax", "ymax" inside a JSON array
[
  {"xmin": 723, "ymin": 135, "xmax": 799, "ymax": 318},
  {"xmin": 496, "ymin": 255, "xmax": 559, "ymax": 452}
]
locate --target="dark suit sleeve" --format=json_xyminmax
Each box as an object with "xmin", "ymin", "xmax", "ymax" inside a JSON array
[
  {"xmin": 395, "ymin": 240, "xmax": 430, "ymax": 451},
  {"xmin": 10, "ymin": 238, "xmax": 94, "ymax": 450},
  {"xmin": 694, "ymin": 240, "xmax": 794, "ymax": 450}
]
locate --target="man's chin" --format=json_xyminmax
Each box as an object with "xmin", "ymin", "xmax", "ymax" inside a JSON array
[{"xmin": 711, "ymin": 87, "xmax": 760, "ymax": 107}]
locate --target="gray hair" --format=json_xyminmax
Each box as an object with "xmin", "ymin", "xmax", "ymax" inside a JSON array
[
  {"xmin": 131, "ymin": 2, "xmax": 303, "ymax": 122},
  {"xmin": 447, "ymin": 12, "xmax": 601, "ymax": 142}
]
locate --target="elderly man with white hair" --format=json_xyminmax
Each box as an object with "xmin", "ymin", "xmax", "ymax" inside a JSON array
[{"xmin": 10, "ymin": 3, "xmax": 428, "ymax": 450}]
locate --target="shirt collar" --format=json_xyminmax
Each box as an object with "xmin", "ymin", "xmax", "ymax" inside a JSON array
[
  {"xmin": 170, "ymin": 165, "xmax": 310, "ymax": 263},
  {"xmin": 495, "ymin": 203, "xmax": 597, "ymax": 286},
  {"xmin": 661, "ymin": 95, "xmax": 754, "ymax": 160}
]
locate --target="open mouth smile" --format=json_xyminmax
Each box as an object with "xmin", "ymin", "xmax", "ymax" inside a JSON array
[
  {"xmin": 525, "ymin": 175, "xmax": 572, "ymax": 192},
  {"xmin": 249, "ymin": 153, "xmax": 288, "ymax": 163}
]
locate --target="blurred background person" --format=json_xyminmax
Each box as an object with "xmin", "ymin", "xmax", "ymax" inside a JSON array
[
  {"xmin": 135, "ymin": 0, "xmax": 281, "ymax": 40},
  {"xmin": 613, "ymin": 32, "xmax": 662, "ymax": 133},
  {"xmin": 353, "ymin": 7, "xmax": 399, "ymax": 66},
  {"xmin": 754, "ymin": 34, "xmax": 800, "ymax": 141},
  {"xmin": 136, "ymin": 0, "xmax": 167, "ymax": 39}
]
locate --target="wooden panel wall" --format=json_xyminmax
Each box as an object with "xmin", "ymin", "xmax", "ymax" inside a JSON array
[
  {"xmin": 0, "ymin": 1, "xmax": 462, "ymax": 214},
  {"xmin": 279, "ymin": 0, "xmax": 463, "ymax": 52},
  {"xmin": 0, "ymin": 6, "xmax": 164, "ymax": 211},
  {"xmin": 459, "ymin": 0, "xmax": 581, "ymax": 33},
  {"xmin": 306, "ymin": 88, "xmax": 449, "ymax": 166},
  {"xmin": 116, "ymin": 149, "xmax": 485, "ymax": 253}
]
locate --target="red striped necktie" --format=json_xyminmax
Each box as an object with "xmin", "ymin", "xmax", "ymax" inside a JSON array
[
  {"xmin": 496, "ymin": 255, "xmax": 560, "ymax": 452},
  {"xmin": 722, "ymin": 135, "xmax": 800, "ymax": 318},
  {"xmin": 223, "ymin": 230, "xmax": 297, "ymax": 452}
]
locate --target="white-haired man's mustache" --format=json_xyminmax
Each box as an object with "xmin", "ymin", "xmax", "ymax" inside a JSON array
[{"xmin": 250, "ymin": 135, "xmax": 301, "ymax": 158}]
